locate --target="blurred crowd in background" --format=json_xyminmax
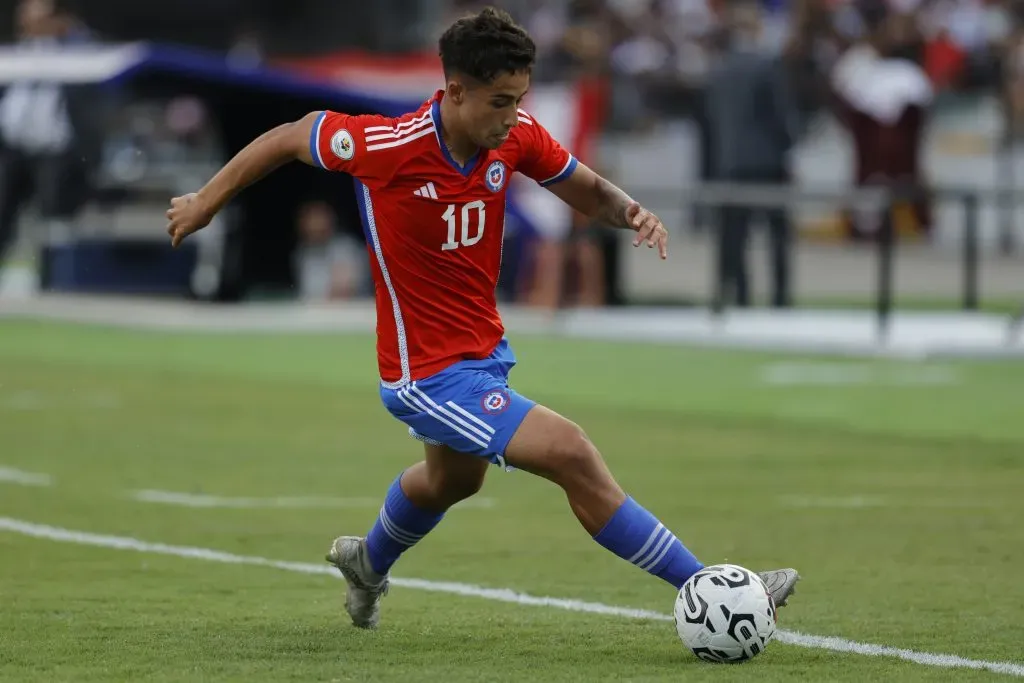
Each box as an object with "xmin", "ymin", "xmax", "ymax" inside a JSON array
[{"xmin": 0, "ymin": 0, "xmax": 1022, "ymax": 310}]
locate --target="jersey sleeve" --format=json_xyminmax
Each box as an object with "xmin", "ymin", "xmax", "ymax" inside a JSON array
[
  {"xmin": 308, "ymin": 111, "xmax": 394, "ymax": 186},
  {"xmin": 514, "ymin": 110, "xmax": 579, "ymax": 188}
]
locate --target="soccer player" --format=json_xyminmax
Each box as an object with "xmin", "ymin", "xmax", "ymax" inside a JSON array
[{"xmin": 165, "ymin": 7, "xmax": 799, "ymax": 629}]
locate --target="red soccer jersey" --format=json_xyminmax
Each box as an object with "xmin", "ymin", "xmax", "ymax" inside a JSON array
[{"xmin": 310, "ymin": 90, "xmax": 577, "ymax": 387}]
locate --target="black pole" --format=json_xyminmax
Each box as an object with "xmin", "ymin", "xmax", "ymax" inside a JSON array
[
  {"xmin": 876, "ymin": 191, "xmax": 895, "ymax": 342},
  {"xmin": 997, "ymin": 137, "xmax": 1015, "ymax": 255},
  {"xmin": 962, "ymin": 193, "xmax": 980, "ymax": 311}
]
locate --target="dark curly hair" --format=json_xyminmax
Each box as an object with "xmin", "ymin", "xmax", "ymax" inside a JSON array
[{"xmin": 438, "ymin": 7, "xmax": 536, "ymax": 84}]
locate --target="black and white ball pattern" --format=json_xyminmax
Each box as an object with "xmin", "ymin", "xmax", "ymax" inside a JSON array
[{"xmin": 673, "ymin": 564, "xmax": 777, "ymax": 663}]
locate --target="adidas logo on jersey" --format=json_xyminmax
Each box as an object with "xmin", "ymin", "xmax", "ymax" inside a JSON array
[{"xmin": 413, "ymin": 182, "xmax": 438, "ymax": 200}]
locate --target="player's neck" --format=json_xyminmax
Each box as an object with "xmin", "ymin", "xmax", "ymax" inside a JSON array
[{"xmin": 438, "ymin": 97, "xmax": 479, "ymax": 166}]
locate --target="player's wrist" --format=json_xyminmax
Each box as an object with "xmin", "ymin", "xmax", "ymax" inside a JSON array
[{"xmin": 193, "ymin": 189, "xmax": 222, "ymax": 221}]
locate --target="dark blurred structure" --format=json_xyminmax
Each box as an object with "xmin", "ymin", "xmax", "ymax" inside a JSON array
[
  {"xmin": 1, "ymin": 0, "xmax": 1022, "ymax": 314},
  {"xmin": 0, "ymin": 0, "xmax": 434, "ymax": 54},
  {"xmin": 0, "ymin": 0, "xmax": 103, "ymax": 269},
  {"xmin": 705, "ymin": 1, "xmax": 801, "ymax": 309}
]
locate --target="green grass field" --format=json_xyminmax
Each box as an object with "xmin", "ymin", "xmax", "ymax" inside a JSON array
[{"xmin": 1, "ymin": 319, "xmax": 1023, "ymax": 681}]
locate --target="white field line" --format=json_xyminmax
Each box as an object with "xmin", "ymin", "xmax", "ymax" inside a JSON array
[
  {"xmin": 1, "ymin": 517, "xmax": 1022, "ymax": 677},
  {"xmin": 0, "ymin": 467, "xmax": 52, "ymax": 487},
  {"xmin": 778, "ymin": 495, "xmax": 886, "ymax": 509},
  {"xmin": 129, "ymin": 490, "xmax": 496, "ymax": 510},
  {"xmin": 759, "ymin": 362, "xmax": 960, "ymax": 387},
  {"xmin": 1, "ymin": 391, "xmax": 121, "ymax": 411},
  {"xmin": 777, "ymin": 495, "xmax": 1010, "ymax": 510}
]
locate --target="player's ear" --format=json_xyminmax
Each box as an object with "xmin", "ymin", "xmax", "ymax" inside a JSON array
[{"xmin": 446, "ymin": 79, "xmax": 466, "ymax": 105}]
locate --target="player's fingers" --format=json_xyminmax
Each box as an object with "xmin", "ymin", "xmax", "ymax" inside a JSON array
[
  {"xmin": 631, "ymin": 207, "xmax": 650, "ymax": 234},
  {"xmin": 658, "ymin": 231, "xmax": 668, "ymax": 259},
  {"xmin": 642, "ymin": 218, "xmax": 660, "ymax": 247},
  {"xmin": 168, "ymin": 220, "xmax": 183, "ymax": 247},
  {"xmin": 633, "ymin": 222, "xmax": 653, "ymax": 247},
  {"xmin": 172, "ymin": 225, "xmax": 190, "ymax": 248}
]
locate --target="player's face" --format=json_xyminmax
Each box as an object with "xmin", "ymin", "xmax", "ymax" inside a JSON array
[{"xmin": 459, "ymin": 70, "xmax": 530, "ymax": 150}]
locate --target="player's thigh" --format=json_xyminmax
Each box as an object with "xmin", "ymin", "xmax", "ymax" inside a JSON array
[
  {"xmin": 502, "ymin": 404, "xmax": 615, "ymax": 485},
  {"xmin": 423, "ymin": 441, "xmax": 489, "ymax": 496}
]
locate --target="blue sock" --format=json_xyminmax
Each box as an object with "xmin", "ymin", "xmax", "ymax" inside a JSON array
[
  {"xmin": 593, "ymin": 496, "xmax": 704, "ymax": 589},
  {"xmin": 365, "ymin": 474, "xmax": 445, "ymax": 575}
]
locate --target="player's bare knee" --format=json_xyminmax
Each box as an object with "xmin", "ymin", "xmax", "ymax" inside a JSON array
[
  {"xmin": 548, "ymin": 423, "xmax": 602, "ymax": 482},
  {"xmin": 427, "ymin": 468, "xmax": 485, "ymax": 507},
  {"xmin": 445, "ymin": 471, "xmax": 485, "ymax": 502}
]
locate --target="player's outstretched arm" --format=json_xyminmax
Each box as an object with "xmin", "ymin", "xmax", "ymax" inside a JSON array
[
  {"xmin": 166, "ymin": 111, "xmax": 325, "ymax": 248},
  {"xmin": 546, "ymin": 163, "xmax": 668, "ymax": 260}
]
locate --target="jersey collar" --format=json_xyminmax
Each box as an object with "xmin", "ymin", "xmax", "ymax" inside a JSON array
[{"xmin": 431, "ymin": 95, "xmax": 481, "ymax": 177}]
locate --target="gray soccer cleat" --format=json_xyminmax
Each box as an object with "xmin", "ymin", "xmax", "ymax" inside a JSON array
[
  {"xmin": 325, "ymin": 536, "xmax": 389, "ymax": 629},
  {"xmin": 758, "ymin": 568, "xmax": 800, "ymax": 607}
]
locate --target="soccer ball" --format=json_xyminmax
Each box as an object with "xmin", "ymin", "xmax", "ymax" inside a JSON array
[{"xmin": 674, "ymin": 564, "xmax": 777, "ymax": 663}]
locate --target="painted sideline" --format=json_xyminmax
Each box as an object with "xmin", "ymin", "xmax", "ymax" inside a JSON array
[
  {"xmin": 1, "ymin": 517, "xmax": 1022, "ymax": 678},
  {"xmin": 130, "ymin": 490, "xmax": 497, "ymax": 510},
  {"xmin": 0, "ymin": 467, "xmax": 52, "ymax": 487}
]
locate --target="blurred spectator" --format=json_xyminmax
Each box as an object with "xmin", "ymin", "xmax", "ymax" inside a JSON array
[
  {"xmin": 1005, "ymin": 25, "xmax": 1024, "ymax": 138},
  {"xmin": 0, "ymin": 0, "xmax": 101, "ymax": 272},
  {"xmin": 831, "ymin": 2, "xmax": 933, "ymax": 240},
  {"xmin": 293, "ymin": 200, "xmax": 367, "ymax": 302},
  {"xmin": 506, "ymin": 0, "xmax": 614, "ymax": 309},
  {"xmin": 705, "ymin": 0, "xmax": 801, "ymax": 309},
  {"xmin": 227, "ymin": 24, "xmax": 266, "ymax": 69}
]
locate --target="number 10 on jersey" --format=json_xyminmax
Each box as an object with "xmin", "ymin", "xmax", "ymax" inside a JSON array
[{"xmin": 441, "ymin": 200, "xmax": 486, "ymax": 251}]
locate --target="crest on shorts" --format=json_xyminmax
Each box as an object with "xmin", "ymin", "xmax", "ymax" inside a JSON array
[
  {"xmin": 485, "ymin": 160, "xmax": 506, "ymax": 193},
  {"xmin": 330, "ymin": 129, "xmax": 355, "ymax": 161},
  {"xmin": 481, "ymin": 389, "xmax": 510, "ymax": 414}
]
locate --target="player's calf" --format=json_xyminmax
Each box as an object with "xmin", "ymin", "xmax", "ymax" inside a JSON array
[
  {"xmin": 361, "ymin": 471, "xmax": 447, "ymax": 577},
  {"xmin": 402, "ymin": 445, "xmax": 488, "ymax": 511},
  {"xmin": 363, "ymin": 444, "xmax": 486, "ymax": 578},
  {"xmin": 505, "ymin": 405, "xmax": 704, "ymax": 589}
]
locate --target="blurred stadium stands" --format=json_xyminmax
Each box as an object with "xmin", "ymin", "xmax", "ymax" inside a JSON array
[{"xmin": 0, "ymin": 0, "xmax": 1021, "ymax": 350}]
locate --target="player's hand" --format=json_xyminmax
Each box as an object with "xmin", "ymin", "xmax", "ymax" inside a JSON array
[
  {"xmin": 166, "ymin": 193, "xmax": 215, "ymax": 248},
  {"xmin": 626, "ymin": 201, "xmax": 668, "ymax": 260}
]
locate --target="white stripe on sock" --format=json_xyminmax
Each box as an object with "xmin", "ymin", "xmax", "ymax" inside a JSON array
[
  {"xmin": 378, "ymin": 507, "xmax": 422, "ymax": 546},
  {"xmin": 626, "ymin": 523, "xmax": 664, "ymax": 564},
  {"xmin": 635, "ymin": 528, "xmax": 672, "ymax": 570},
  {"xmin": 377, "ymin": 508, "xmax": 413, "ymax": 545},
  {"xmin": 638, "ymin": 533, "xmax": 677, "ymax": 572}
]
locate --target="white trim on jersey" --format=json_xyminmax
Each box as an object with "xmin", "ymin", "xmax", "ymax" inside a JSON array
[
  {"xmin": 364, "ymin": 116, "xmax": 434, "ymax": 143},
  {"xmin": 366, "ymin": 126, "xmax": 435, "ymax": 152},
  {"xmin": 364, "ymin": 111, "xmax": 431, "ymax": 134},
  {"xmin": 413, "ymin": 182, "xmax": 438, "ymax": 199},
  {"xmin": 360, "ymin": 183, "xmax": 412, "ymax": 389},
  {"xmin": 311, "ymin": 112, "xmax": 327, "ymax": 168},
  {"xmin": 539, "ymin": 155, "xmax": 576, "ymax": 186},
  {"xmin": 517, "ymin": 109, "xmax": 534, "ymax": 125}
]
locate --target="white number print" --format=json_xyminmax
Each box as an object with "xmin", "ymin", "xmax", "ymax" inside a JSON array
[{"xmin": 441, "ymin": 201, "xmax": 486, "ymax": 251}]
